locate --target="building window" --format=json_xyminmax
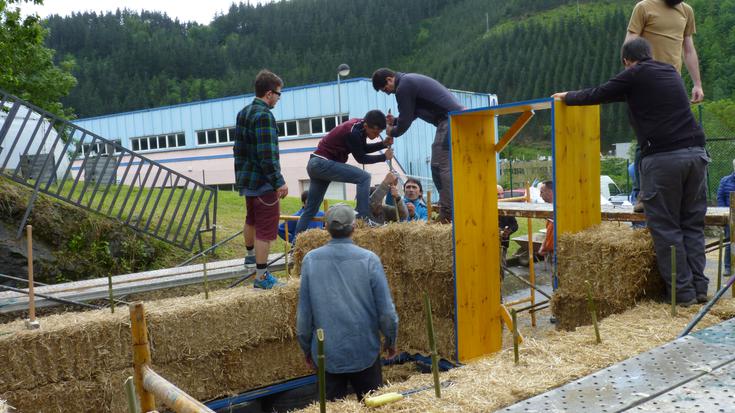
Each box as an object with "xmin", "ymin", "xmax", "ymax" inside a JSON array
[
  {"xmin": 80, "ymin": 139, "xmax": 122, "ymax": 158},
  {"xmin": 275, "ymin": 114, "xmax": 346, "ymax": 138},
  {"xmin": 130, "ymin": 132, "xmax": 186, "ymax": 153},
  {"xmin": 196, "ymin": 127, "xmax": 235, "ymax": 146}
]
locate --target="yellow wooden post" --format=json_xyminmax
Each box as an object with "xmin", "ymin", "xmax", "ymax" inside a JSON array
[
  {"xmin": 130, "ymin": 303, "xmax": 156, "ymax": 412},
  {"xmin": 525, "ymin": 183, "xmax": 536, "ymax": 327},
  {"xmin": 552, "ymin": 101, "xmax": 601, "ymax": 235},
  {"xmin": 322, "ymin": 200, "xmax": 329, "ymax": 214},
  {"xmin": 450, "ymin": 111, "xmax": 502, "ymax": 361}
]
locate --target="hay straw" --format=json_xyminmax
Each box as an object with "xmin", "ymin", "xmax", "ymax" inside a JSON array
[
  {"xmin": 552, "ymin": 223, "xmax": 664, "ymax": 330},
  {"xmin": 295, "ymin": 299, "xmax": 735, "ymax": 412}
]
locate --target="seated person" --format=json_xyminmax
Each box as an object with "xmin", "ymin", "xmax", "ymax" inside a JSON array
[
  {"xmin": 497, "ymin": 185, "xmax": 518, "ymax": 262},
  {"xmin": 537, "ymin": 181, "xmax": 555, "ymax": 257},
  {"xmin": 402, "ymin": 178, "xmax": 428, "ymax": 221},
  {"xmin": 279, "ymin": 190, "xmax": 324, "ymax": 241},
  {"xmin": 369, "ymin": 173, "xmax": 408, "ymax": 225}
]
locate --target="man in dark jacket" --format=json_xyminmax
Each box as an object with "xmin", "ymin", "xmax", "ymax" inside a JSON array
[
  {"xmin": 552, "ymin": 37, "xmax": 708, "ymax": 306},
  {"xmin": 372, "ymin": 69, "xmax": 464, "ymax": 223},
  {"xmin": 293, "ymin": 110, "xmax": 393, "ymax": 237}
]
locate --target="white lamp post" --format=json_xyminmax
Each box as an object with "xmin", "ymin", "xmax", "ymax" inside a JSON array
[{"xmin": 337, "ymin": 63, "xmax": 350, "ymax": 124}]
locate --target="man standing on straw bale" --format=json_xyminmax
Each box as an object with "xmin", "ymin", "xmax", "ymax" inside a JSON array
[
  {"xmin": 625, "ymin": 0, "xmax": 704, "ymax": 212},
  {"xmin": 297, "ymin": 204, "xmax": 399, "ymax": 401},
  {"xmin": 372, "ymin": 68, "xmax": 464, "ymax": 223},
  {"xmin": 234, "ymin": 69, "xmax": 287, "ymax": 289},
  {"xmin": 552, "ymin": 37, "xmax": 708, "ymax": 306},
  {"xmin": 293, "ymin": 110, "xmax": 393, "ymax": 238}
]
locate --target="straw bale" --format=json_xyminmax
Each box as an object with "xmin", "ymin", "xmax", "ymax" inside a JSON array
[
  {"xmin": 552, "ymin": 223, "xmax": 665, "ymax": 330},
  {"xmin": 295, "ymin": 299, "xmax": 735, "ymax": 413},
  {"xmin": 293, "ymin": 223, "xmax": 455, "ymax": 358},
  {"xmin": 0, "ymin": 280, "xmax": 303, "ymax": 404}
]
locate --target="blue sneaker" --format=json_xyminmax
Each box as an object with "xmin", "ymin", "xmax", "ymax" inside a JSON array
[
  {"xmin": 253, "ymin": 272, "xmax": 282, "ymax": 289},
  {"xmin": 244, "ymin": 255, "xmax": 256, "ymax": 267}
]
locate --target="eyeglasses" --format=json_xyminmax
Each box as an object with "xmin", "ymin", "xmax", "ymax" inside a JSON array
[{"xmin": 270, "ymin": 90, "xmax": 282, "ymax": 96}]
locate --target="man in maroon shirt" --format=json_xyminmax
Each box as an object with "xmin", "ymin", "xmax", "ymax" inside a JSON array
[{"xmin": 293, "ymin": 110, "xmax": 394, "ymax": 236}]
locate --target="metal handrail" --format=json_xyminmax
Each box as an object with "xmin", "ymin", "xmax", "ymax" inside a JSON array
[{"xmin": 0, "ymin": 90, "xmax": 216, "ymax": 251}]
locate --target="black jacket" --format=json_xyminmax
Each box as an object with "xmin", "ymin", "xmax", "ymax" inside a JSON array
[
  {"xmin": 390, "ymin": 72, "xmax": 464, "ymax": 137},
  {"xmin": 564, "ymin": 58, "xmax": 704, "ymax": 156}
]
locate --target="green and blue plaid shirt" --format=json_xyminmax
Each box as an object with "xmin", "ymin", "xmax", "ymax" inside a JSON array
[{"xmin": 233, "ymin": 98, "xmax": 285, "ymax": 192}]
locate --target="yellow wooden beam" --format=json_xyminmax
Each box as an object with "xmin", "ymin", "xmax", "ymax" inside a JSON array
[
  {"xmin": 450, "ymin": 112, "xmax": 502, "ymax": 362},
  {"xmin": 495, "ymin": 111, "xmax": 534, "ymax": 154},
  {"xmin": 553, "ymin": 101, "xmax": 602, "ymax": 235}
]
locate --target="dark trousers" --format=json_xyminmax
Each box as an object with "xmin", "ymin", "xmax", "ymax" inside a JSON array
[
  {"xmin": 640, "ymin": 147, "xmax": 710, "ymax": 302},
  {"xmin": 326, "ymin": 357, "xmax": 382, "ymax": 402},
  {"xmin": 430, "ymin": 120, "xmax": 452, "ymax": 221}
]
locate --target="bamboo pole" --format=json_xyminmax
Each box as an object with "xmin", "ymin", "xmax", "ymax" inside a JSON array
[
  {"xmin": 130, "ymin": 303, "xmax": 156, "ymax": 411},
  {"xmin": 203, "ymin": 256, "xmax": 209, "ymax": 300},
  {"xmin": 671, "ymin": 245, "xmax": 677, "ymax": 316},
  {"xmin": 525, "ymin": 183, "xmax": 536, "ymax": 327},
  {"xmin": 26, "ymin": 225, "xmax": 37, "ymax": 327},
  {"xmin": 427, "ymin": 191, "xmax": 433, "ymax": 224},
  {"xmin": 511, "ymin": 309, "xmax": 519, "ymax": 364},
  {"xmin": 108, "ymin": 273, "xmax": 115, "ymax": 313},
  {"xmin": 317, "ymin": 328, "xmax": 326, "ymax": 413},
  {"xmin": 585, "ymin": 282, "xmax": 601, "ymax": 344},
  {"xmin": 125, "ymin": 376, "xmax": 141, "ymax": 413},
  {"xmin": 284, "ymin": 221, "xmax": 290, "ymax": 277},
  {"xmin": 718, "ymin": 234, "xmax": 723, "ymax": 292},
  {"xmin": 424, "ymin": 293, "xmax": 441, "ymax": 398}
]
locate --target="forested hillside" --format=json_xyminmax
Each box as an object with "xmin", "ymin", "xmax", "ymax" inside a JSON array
[{"xmin": 41, "ymin": 0, "xmax": 734, "ymax": 145}]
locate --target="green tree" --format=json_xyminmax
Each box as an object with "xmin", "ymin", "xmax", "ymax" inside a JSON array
[{"xmin": 0, "ymin": 0, "xmax": 76, "ymax": 117}]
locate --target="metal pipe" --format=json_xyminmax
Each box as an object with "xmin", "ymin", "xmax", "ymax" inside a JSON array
[
  {"xmin": 503, "ymin": 267, "xmax": 552, "ymax": 300},
  {"xmin": 679, "ymin": 272, "xmax": 735, "ymax": 337},
  {"xmin": 178, "ymin": 230, "xmax": 242, "ymax": 267},
  {"xmin": 142, "ymin": 365, "xmax": 215, "ymax": 413}
]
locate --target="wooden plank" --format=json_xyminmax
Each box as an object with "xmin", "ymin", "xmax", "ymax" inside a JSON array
[
  {"xmin": 450, "ymin": 111, "xmax": 502, "ymax": 362},
  {"xmin": 496, "ymin": 202, "xmax": 730, "ymax": 226},
  {"xmin": 553, "ymin": 102, "xmax": 601, "ymax": 236},
  {"xmin": 495, "ymin": 111, "xmax": 534, "ymax": 154}
]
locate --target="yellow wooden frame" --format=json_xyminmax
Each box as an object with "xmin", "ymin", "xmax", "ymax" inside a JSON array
[{"xmin": 449, "ymin": 98, "xmax": 600, "ymax": 362}]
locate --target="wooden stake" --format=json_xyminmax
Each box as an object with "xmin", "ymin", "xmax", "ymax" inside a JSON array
[
  {"xmin": 718, "ymin": 233, "xmax": 723, "ymax": 292},
  {"xmin": 203, "ymin": 256, "xmax": 210, "ymax": 300},
  {"xmin": 26, "ymin": 225, "xmax": 37, "ymax": 325},
  {"xmin": 124, "ymin": 376, "xmax": 141, "ymax": 413},
  {"xmin": 511, "ymin": 309, "xmax": 519, "ymax": 364},
  {"xmin": 585, "ymin": 281, "xmax": 601, "ymax": 344},
  {"xmin": 130, "ymin": 303, "xmax": 156, "ymax": 411},
  {"xmin": 317, "ymin": 328, "xmax": 326, "ymax": 413},
  {"xmin": 424, "ymin": 293, "xmax": 441, "ymax": 398},
  {"xmin": 107, "ymin": 273, "xmax": 115, "ymax": 313},
  {"xmin": 427, "ymin": 191, "xmax": 433, "ymax": 224},
  {"xmin": 671, "ymin": 245, "xmax": 677, "ymax": 317},
  {"xmin": 284, "ymin": 222, "xmax": 290, "ymax": 276}
]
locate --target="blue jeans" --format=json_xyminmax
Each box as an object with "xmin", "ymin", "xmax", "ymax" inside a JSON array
[{"xmin": 294, "ymin": 156, "xmax": 371, "ymax": 236}]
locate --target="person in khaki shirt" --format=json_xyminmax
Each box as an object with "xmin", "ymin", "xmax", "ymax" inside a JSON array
[{"xmin": 625, "ymin": 0, "xmax": 703, "ymax": 103}]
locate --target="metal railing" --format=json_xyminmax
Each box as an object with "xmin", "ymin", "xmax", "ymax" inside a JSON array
[{"xmin": 0, "ymin": 90, "xmax": 216, "ymax": 251}]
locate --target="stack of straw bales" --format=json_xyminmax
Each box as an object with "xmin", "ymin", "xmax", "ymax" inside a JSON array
[
  {"xmin": 0, "ymin": 281, "xmax": 310, "ymax": 412},
  {"xmin": 293, "ymin": 222, "xmax": 455, "ymax": 357},
  {"xmin": 551, "ymin": 223, "xmax": 666, "ymax": 330}
]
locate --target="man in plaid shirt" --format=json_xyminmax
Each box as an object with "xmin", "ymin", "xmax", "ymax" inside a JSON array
[{"xmin": 234, "ymin": 69, "xmax": 288, "ymax": 289}]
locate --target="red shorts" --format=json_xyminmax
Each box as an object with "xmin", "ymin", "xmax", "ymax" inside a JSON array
[{"xmin": 245, "ymin": 191, "xmax": 280, "ymax": 241}]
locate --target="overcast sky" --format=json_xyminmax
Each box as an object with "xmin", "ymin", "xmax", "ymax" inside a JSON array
[{"xmin": 20, "ymin": 0, "xmax": 273, "ymax": 25}]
